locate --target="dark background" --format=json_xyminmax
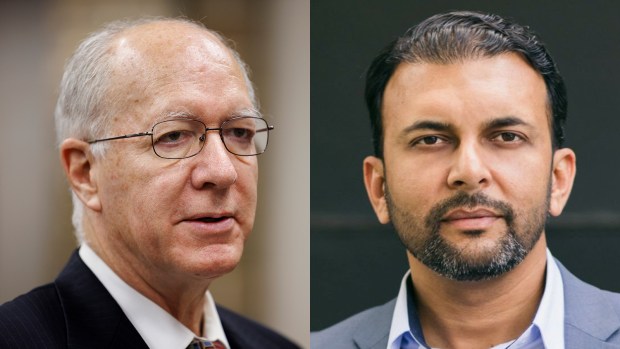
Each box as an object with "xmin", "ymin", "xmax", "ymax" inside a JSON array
[{"xmin": 311, "ymin": 0, "xmax": 620, "ymax": 330}]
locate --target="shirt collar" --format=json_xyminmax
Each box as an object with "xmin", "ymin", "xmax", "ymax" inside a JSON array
[
  {"xmin": 387, "ymin": 249, "xmax": 564, "ymax": 349},
  {"xmin": 387, "ymin": 270, "xmax": 428, "ymax": 349},
  {"xmin": 532, "ymin": 249, "xmax": 564, "ymax": 348},
  {"xmin": 79, "ymin": 243, "xmax": 230, "ymax": 349}
]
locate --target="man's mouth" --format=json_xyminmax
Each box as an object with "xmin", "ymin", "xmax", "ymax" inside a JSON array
[
  {"xmin": 441, "ymin": 208, "xmax": 500, "ymax": 221},
  {"xmin": 439, "ymin": 208, "xmax": 502, "ymax": 231},
  {"xmin": 193, "ymin": 216, "xmax": 231, "ymax": 223},
  {"xmin": 182, "ymin": 214, "xmax": 236, "ymax": 235}
]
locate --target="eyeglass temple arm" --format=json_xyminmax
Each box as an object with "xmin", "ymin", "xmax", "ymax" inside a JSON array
[
  {"xmin": 88, "ymin": 122, "xmax": 273, "ymax": 144},
  {"xmin": 256, "ymin": 125, "xmax": 275, "ymax": 132},
  {"xmin": 87, "ymin": 132, "xmax": 153, "ymax": 144}
]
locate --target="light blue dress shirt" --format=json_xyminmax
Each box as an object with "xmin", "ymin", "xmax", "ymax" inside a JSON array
[{"xmin": 387, "ymin": 249, "xmax": 564, "ymax": 349}]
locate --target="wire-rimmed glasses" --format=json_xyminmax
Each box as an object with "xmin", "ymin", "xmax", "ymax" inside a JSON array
[{"xmin": 87, "ymin": 116, "xmax": 274, "ymax": 159}]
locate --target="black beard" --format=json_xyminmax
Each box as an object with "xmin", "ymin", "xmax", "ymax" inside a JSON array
[{"xmin": 386, "ymin": 189, "xmax": 548, "ymax": 281}]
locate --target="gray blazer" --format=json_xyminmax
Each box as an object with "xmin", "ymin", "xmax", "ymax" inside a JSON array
[{"xmin": 311, "ymin": 261, "xmax": 620, "ymax": 348}]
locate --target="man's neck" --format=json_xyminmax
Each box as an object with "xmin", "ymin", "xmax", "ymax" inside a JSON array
[
  {"xmin": 86, "ymin": 231, "xmax": 210, "ymax": 335},
  {"xmin": 409, "ymin": 236, "xmax": 548, "ymax": 349}
]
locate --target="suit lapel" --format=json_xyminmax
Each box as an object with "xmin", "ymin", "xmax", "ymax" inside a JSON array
[
  {"xmin": 558, "ymin": 260, "xmax": 620, "ymax": 348},
  {"xmin": 218, "ymin": 311, "xmax": 250, "ymax": 348},
  {"xmin": 218, "ymin": 306, "xmax": 266, "ymax": 348},
  {"xmin": 351, "ymin": 300, "xmax": 395, "ymax": 349},
  {"xmin": 55, "ymin": 250, "xmax": 148, "ymax": 349},
  {"xmin": 346, "ymin": 263, "xmax": 620, "ymax": 348}
]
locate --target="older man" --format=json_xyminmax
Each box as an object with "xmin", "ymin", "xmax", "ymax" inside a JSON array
[
  {"xmin": 0, "ymin": 18, "xmax": 298, "ymax": 348},
  {"xmin": 312, "ymin": 11, "xmax": 620, "ymax": 348}
]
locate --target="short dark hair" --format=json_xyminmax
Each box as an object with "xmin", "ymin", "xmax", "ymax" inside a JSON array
[{"xmin": 365, "ymin": 11, "xmax": 567, "ymax": 157}]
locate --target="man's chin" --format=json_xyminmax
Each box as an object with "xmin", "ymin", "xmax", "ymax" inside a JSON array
[
  {"xmin": 412, "ymin": 241, "xmax": 527, "ymax": 281},
  {"xmin": 188, "ymin": 259, "xmax": 241, "ymax": 280},
  {"xmin": 180, "ymin": 245, "xmax": 244, "ymax": 279}
]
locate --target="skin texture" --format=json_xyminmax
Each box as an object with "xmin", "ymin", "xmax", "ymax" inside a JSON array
[
  {"xmin": 363, "ymin": 53, "xmax": 576, "ymax": 348},
  {"xmin": 60, "ymin": 21, "xmax": 258, "ymax": 334}
]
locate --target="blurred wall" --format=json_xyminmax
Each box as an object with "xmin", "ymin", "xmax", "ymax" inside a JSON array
[{"xmin": 0, "ymin": 0, "xmax": 309, "ymax": 346}]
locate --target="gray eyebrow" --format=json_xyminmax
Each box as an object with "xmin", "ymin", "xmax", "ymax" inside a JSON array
[
  {"xmin": 233, "ymin": 107, "xmax": 262, "ymax": 119},
  {"xmin": 156, "ymin": 107, "xmax": 263, "ymax": 123}
]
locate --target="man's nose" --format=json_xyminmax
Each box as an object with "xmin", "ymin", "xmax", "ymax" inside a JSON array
[
  {"xmin": 446, "ymin": 140, "xmax": 490, "ymax": 191},
  {"xmin": 190, "ymin": 132, "xmax": 238, "ymax": 189}
]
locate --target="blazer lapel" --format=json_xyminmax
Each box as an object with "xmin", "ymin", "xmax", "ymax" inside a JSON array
[
  {"xmin": 55, "ymin": 250, "xmax": 149, "ymax": 349},
  {"xmin": 351, "ymin": 300, "xmax": 395, "ymax": 349},
  {"xmin": 558, "ymin": 260, "xmax": 620, "ymax": 348},
  {"xmin": 342, "ymin": 261, "xmax": 620, "ymax": 348},
  {"xmin": 218, "ymin": 312, "xmax": 252, "ymax": 349}
]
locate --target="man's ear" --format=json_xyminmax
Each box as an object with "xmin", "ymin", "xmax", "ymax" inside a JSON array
[
  {"xmin": 363, "ymin": 156, "xmax": 390, "ymax": 224},
  {"xmin": 549, "ymin": 147, "xmax": 576, "ymax": 217},
  {"xmin": 60, "ymin": 139, "xmax": 102, "ymax": 211}
]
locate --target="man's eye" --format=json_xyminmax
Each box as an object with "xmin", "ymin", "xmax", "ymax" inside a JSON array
[
  {"xmin": 156, "ymin": 130, "xmax": 193, "ymax": 144},
  {"xmin": 233, "ymin": 128, "xmax": 249, "ymax": 139},
  {"xmin": 224, "ymin": 127, "xmax": 255, "ymax": 142},
  {"xmin": 411, "ymin": 135, "xmax": 446, "ymax": 147},
  {"xmin": 492, "ymin": 132, "xmax": 523, "ymax": 143}
]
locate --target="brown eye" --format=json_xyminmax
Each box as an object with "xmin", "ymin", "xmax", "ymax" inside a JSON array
[
  {"xmin": 421, "ymin": 136, "xmax": 439, "ymax": 144},
  {"xmin": 501, "ymin": 133, "xmax": 516, "ymax": 141},
  {"xmin": 410, "ymin": 135, "xmax": 448, "ymax": 147},
  {"xmin": 492, "ymin": 132, "xmax": 523, "ymax": 143}
]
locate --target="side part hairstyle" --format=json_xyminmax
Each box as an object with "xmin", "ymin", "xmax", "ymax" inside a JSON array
[{"xmin": 365, "ymin": 11, "xmax": 567, "ymax": 158}]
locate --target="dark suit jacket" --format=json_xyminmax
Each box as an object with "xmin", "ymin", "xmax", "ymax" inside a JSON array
[
  {"xmin": 311, "ymin": 260, "xmax": 620, "ymax": 348},
  {"xmin": 0, "ymin": 251, "xmax": 300, "ymax": 349}
]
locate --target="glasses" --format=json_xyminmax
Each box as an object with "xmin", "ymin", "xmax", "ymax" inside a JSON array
[{"xmin": 87, "ymin": 116, "xmax": 274, "ymax": 159}]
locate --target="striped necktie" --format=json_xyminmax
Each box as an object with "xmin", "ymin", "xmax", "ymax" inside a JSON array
[{"xmin": 187, "ymin": 337, "xmax": 226, "ymax": 349}]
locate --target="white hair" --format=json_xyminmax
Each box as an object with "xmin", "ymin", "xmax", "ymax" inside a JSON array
[{"xmin": 55, "ymin": 17, "xmax": 258, "ymax": 243}]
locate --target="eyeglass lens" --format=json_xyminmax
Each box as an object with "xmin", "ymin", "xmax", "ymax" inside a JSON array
[{"xmin": 151, "ymin": 117, "xmax": 269, "ymax": 159}]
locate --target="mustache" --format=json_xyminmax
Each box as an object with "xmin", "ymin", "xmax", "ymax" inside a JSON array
[{"xmin": 425, "ymin": 192, "xmax": 515, "ymax": 229}]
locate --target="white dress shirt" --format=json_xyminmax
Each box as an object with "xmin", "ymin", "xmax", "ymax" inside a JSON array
[
  {"xmin": 387, "ymin": 249, "xmax": 564, "ymax": 349},
  {"xmin": 79, "ymin": 244, "xmax": 230, "ymax": 349}
]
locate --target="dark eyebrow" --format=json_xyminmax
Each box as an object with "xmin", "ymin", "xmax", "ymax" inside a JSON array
[
  {"xmin": 400, "ymin": 116, "xmax": 532, "ymax": 140},
  {"xmin": 483, "ymin": 116, "xmax": 530, "ymax": 130},
  {"xmin": 402, "ymin": 120, "xmax": 454, "ymax": 134}
]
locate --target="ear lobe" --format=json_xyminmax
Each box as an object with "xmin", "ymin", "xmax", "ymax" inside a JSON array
[
  {"xmin": 363, "ymin": 156, "xmax": 390, "ymax": 224},
  {"xmin": 60, "ymin": 139, "xmax": 102, "ymax": 211},
  {"xmin": 549, "ymin": 148, "xmax": 576, "ymax": 217}
]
